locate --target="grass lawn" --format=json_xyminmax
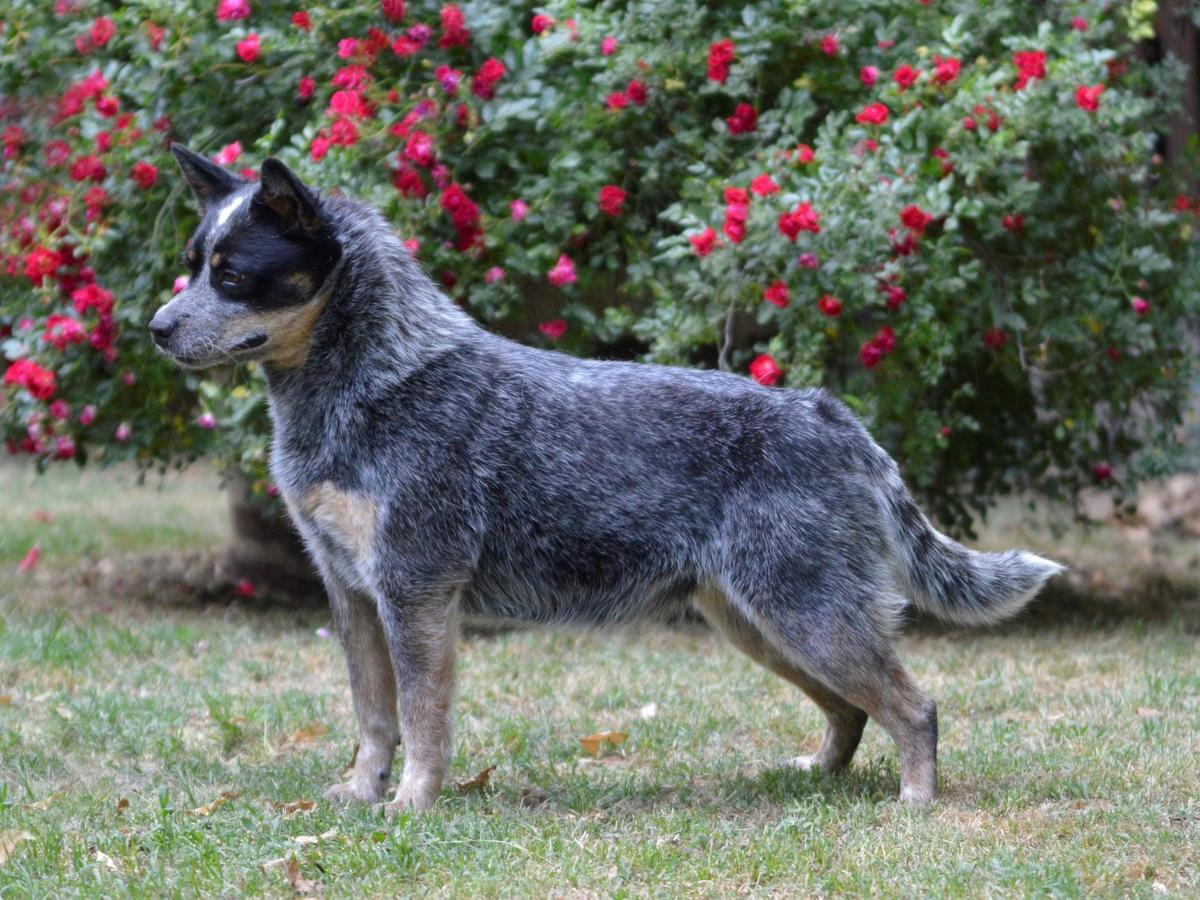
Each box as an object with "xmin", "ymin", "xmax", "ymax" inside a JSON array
[{"xmin": 1, "ymin": 462, "xmax": 1198, "ymax": 896}]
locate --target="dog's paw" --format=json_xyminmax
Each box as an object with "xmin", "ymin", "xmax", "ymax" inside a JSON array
[
  {"xmin": 324, "ymin": 779, "xmax": 388, "ymax": 804},
  {"xmin": 383, "ymin": 783, "xmax": 438, "ymax": 816},
  {"xmin": 785, "ymin": 755, "xmax": 822, "ymax": 772}
]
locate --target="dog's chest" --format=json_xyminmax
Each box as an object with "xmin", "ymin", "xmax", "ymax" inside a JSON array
[{"xmin": 283, "ymin": 481, "xmax": 380, "ymax": 588}]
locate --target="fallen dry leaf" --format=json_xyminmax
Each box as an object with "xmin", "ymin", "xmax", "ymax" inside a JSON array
[
  {"xmin": 262, "ymin": 855, "xmax": 290, "ymax": 871},
  {"xmin": 30, "ymin": 510, "xmax": 55, "ymax": 524},
  {"xmin": 292, "ymin": 830, "xmax": 339, "ymax": 846},
  {"xmin": 0, "ymin": 831, "xmax": 34, "ymax": 866},
  {"xmin": 579, "ymin": 731, "xmax": 628, "ymax": 756},
  {"xmin": 285, "ymin": 855, "xmax": 323, "ymax": 896},
  {"xmin": 26, "ymin": 792, "xmax": 63, "ymax": 811},
  {"xmin": 285, "ymin": 724, "xmax": 329, "ymax": 749},
  {"xmin": 91, "ymin": 848, "xmax": 121, "ymax": 874},
  {"xmin": 455, "ymin": 766, "xmax": 496, "ymax": 795},
  {"xmin": 116, "ymin": 798, "xmax": 129, "ymax": 813},
  {"xmin": 270, "ymin": 799, "xmax": 317, "ymax": 818},
  {"xmin": 0, "ymin": 695, "xmax": 13, "ymax": 707},
  {"xmin": 190, "ymin": 791, "xmax": 239, "ymax": 816}
]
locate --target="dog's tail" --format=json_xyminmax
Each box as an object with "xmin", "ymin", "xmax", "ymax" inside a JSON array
[{"xmin": 876, "ymin": 463, "xmax": 1064, "ymax": 626}]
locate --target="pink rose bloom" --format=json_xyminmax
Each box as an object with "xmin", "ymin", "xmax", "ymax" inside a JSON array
[
  {"xmin": 115, "ymin": 422, "xmax": 132, "ymax": 442},
  {"xmin": 547, "ymin": 254, "xmax": 576, "ymax": 287},
  {"xmin": 217, "ymin": 0, "xmax": 251, "ymax": 22},
  {"xmin": 80, "ymin": 404, "xmax": 97, "ymax": 426},
  {"xmin": 197, "ymin": 412, "xmax": 217, "ymax": 429},
  {"xmin": 860, "ymin": 65, "xmax": 879, "ymax": 86},
  {"xmin": 510, "ymin": 198, "xmax": 529, "ymax": 222},
  {"xmin": 601, "ymin": 36, "xmax": 618, "ymax": 56},
  {"xmin": 485, "ymin": 266, "xmax": 505, "ymax": 284},
  {"xmin": 214, "ymin": 142, "xmax": 241, "ymax": 165}
]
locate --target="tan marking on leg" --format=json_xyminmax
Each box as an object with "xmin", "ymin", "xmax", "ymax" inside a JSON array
[
  {"xmin": 385, "ymin": 596, "xmax": 459, "ymax": 814},
  {"xmin": 694, "ymin": 586, "xmax": 868, "ymax": 773},
  {"xmin": 323, "ymin": 581, "xmax": 399, "ymax": 804},
  {"xmin": 300, "ymin": 483, "xmax": 378, "ymax": 561}
]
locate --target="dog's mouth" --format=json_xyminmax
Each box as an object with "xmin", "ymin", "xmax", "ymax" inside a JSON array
[{"xmin": 229, "ymin": 332, "xmax": 269, "ymax": 353}]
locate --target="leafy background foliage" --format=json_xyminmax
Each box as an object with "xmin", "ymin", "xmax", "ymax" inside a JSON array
[{"xmin": 1, "ymin": 0, "xmax": 1198, "ymax": 532}]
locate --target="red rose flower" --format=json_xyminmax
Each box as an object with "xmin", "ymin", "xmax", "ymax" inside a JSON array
[
  {"xmin": 820, "ymin": 34, "xmax": 839, "ymax": 56},
  {"xmin": 602, "ymin": 36, "xmax": 618, "ymax": 57},
  {"xmin": 750, "ymin": 354, "xmax": 782, "ymax": 386},
  {"xmin": 860, "ymin": 341, "xmax": 883, "ymax": 370},
  {"xmin": 404, "ymin": 130, "xmax": 435, "ymax": 167},
  {"xmin": 131, "ymin": 161, "xmax": 158, "ymax": 189},
  {"xmin": 883, "ymin": 284, "xmax": 907, "ymax": 310},
  {"xmin": 763, "ymin": 281, "xmax": 790, "ymax": 308},
  {"xmin": 472, "ymin": 57, "xmax": 506, "ymax": 99},
  {"xmin": 1075, "ymin": 83, "xmax": 1105, "ymax": 112},
  {"xmin": 750, "ymin": 174, "xmax": 780, "ymax": 196},
  {"xmin": 439, "ymin": 4, "xmax": 470, "ymax": 49},
  {"xmin": 817, "ymin": 294, "xmax": 842, "ymax": 317},
  {"xmin": 4, "ymin": 359, "xmax": 57, "ymax": 400},
  {"xmin": 1091, "ymin": 462, "xmax": 1113, "ymax": 482},
  {"xmin": 606, "ymin": 91, "xmax": 629, "ymax": 110},
  {"xmin": 860, "ymin": 65, "xmax": 879, "ymax": 86},
  {"xmin": 983, "ymin": 327, "xmax": 1008, "ymax": 349},
  {"xmin": 298, "ymin": 75, "xmax": 316, "ymax": 100},
  {"xmin": 24, "ymin": 246, "xmax": 61, "ymax": 285},
  {"xmin": 599, "ymin": 185, "xmax": 627, "ymax": 216},
  {"xmin": 531, "ymin": 14, "xmax": 554, "ymax": 34},
  {"xmin": 90, "ymin": 17, "xmax": 116, "ymax": 47},
  {"xmin": 1013, "ymin": 50, "xmax": 1046, "ymax": 91},
  {"xmin": 237, "ymin": 33, "xmax": 261, "ymax": 62},
  {"xmin": 708, "ymin": 39, "xmax": 735, "ymax": 84},
  {"xmin": 292, "ymin": 11, "xmax": 312, "ymax": 29},
  {"xmin": 932, "ymin": 56, "xmax": 961, "ymax": 85},
  {"xmin": 44, "ymin": 313, "xmax": 87, "ymax": 351},
  {"xmin": 1002, "ymin": 213, "xmax": 1024, "ymax": 235},
  {"xmin": 539, "ymin": 319, "xmax": 568, "ymax": 340},
  {"xmin": 626, "ymin": 79, "xmax": 648, "ymax": 106},
  {"xmin": 1131, "ymin": 296, "xmax": 1150, "ymax": 315},
  {"xmin": 690, "ymin": 227, "xmax": 719, "ymax": 256},
  {"xmin": 900, "ymin": 204, "xmax": 934, "ymax": 235},
  {"xmin": 893, "ymin": 64, "xmax": 920, "ymax": 91},
  {"xmin": 778, "ymin": 202, "xmax": 821, "ymax": 241},
  {"xmin": 726, "ymin": 103, "xmax": 757, "ymax": 134},
  {"xmin": 72, "ymin": 283, "xmax": 115, "ymax": 316},
  {"xmin": 381, "ymin": 0, "xmax": 406, "ymax": 22},
  {"xmin": 856, "ymin": 102, "xmax": 890, "ymax": 126}
]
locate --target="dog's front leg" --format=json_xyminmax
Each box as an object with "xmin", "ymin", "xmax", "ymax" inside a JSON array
[
  {"xmin": 323, "ymin": 579, "xmax": 400, "ymax": 804},
  {"xmin": 380, "ymin": 592, "xmax": 458, "ymax": 815}
]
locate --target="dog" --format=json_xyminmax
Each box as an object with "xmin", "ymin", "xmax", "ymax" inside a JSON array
[{"xmin": 151, "ymin": 145, "xmax": 1063, "ymax": 811}]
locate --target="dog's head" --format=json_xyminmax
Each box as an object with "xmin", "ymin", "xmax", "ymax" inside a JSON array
[{"xmin": 149, "ymin": 145, "xmax": 342, "ymax": 370}]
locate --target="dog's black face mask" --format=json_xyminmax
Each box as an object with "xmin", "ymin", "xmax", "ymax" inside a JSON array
[{"xmin": 149, "ymin": 145, "xmax": 342, "ymax": 370}]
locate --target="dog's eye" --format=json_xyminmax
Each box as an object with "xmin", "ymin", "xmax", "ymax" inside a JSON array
[{"xmin": 221, "ymin": 271, "xmax": 245, "ymax": 287}]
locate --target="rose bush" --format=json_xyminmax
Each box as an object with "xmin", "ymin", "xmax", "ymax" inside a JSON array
[{"xmin": 1, "ymin": 0, "xmax": 1198, "ymax": 532}]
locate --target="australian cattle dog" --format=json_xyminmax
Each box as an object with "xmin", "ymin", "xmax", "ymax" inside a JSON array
[{"xmin": 151, "ymin": 145, "xmax": 1063, "ymax": 811}]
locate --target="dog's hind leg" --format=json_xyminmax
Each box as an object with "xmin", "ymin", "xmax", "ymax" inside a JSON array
[
  {"xmin": 323, "ymin": 579, "xmax": 400, "ymax": 804},
  {"xmin": 742, "ymin": 586, "xmax": 938, "ymax": 804},
  {"xmin": 377, "ymin": 590, "xmax": 459, "ymax": 814},
  {"xmin": 694, "ymin": 588, "xmax": 868, "ymax": 773}
]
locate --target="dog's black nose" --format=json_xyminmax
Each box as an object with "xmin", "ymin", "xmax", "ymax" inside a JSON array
[{"xmin": 149, "ymin": 314, "xmax": 178, "ymax": 345}]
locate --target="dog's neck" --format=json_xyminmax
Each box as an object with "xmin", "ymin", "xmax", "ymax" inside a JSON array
[{"xmin": 263, "ymin": 197, "xmax": 477, "ymax": 446}]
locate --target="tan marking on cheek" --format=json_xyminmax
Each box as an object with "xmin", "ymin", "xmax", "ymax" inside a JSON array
[
  {"xmin": 286, "ymin": 272, "xmax": 316, "ymax": 294},
  {"xmin": 301, "ymin": 482, "xmax": 378, "ymax": 561},
  {"xmin": 219, "ymin": 288, "xmax": 330, "ymax": 370}
]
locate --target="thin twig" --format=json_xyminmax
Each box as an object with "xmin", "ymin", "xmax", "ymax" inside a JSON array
[{"xmin": 718, "ymin": 303, "xmax": 736, "ymax": 372}]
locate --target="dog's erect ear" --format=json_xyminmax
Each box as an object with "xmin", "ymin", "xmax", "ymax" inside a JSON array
[
  {"xmin": 170, "ymin": 143, "xmax": 241, "ymax": 209},
  {"xmin": 256, "ymin": 158, "xmax": 323, "ymax": 232}
]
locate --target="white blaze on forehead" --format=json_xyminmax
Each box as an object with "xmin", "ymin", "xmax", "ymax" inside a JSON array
[{"xmin": 214, "ymin": 193, "xmax": 247, "ymax": 230}]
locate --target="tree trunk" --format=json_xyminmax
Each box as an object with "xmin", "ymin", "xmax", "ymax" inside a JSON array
[
  {"xmin": 224, "ymin": 472, "xmax": 324, "ymax": 602},
  {"xmin": 1157, "ymin": 0, "xmax": 1200, "ymax": 186}
]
